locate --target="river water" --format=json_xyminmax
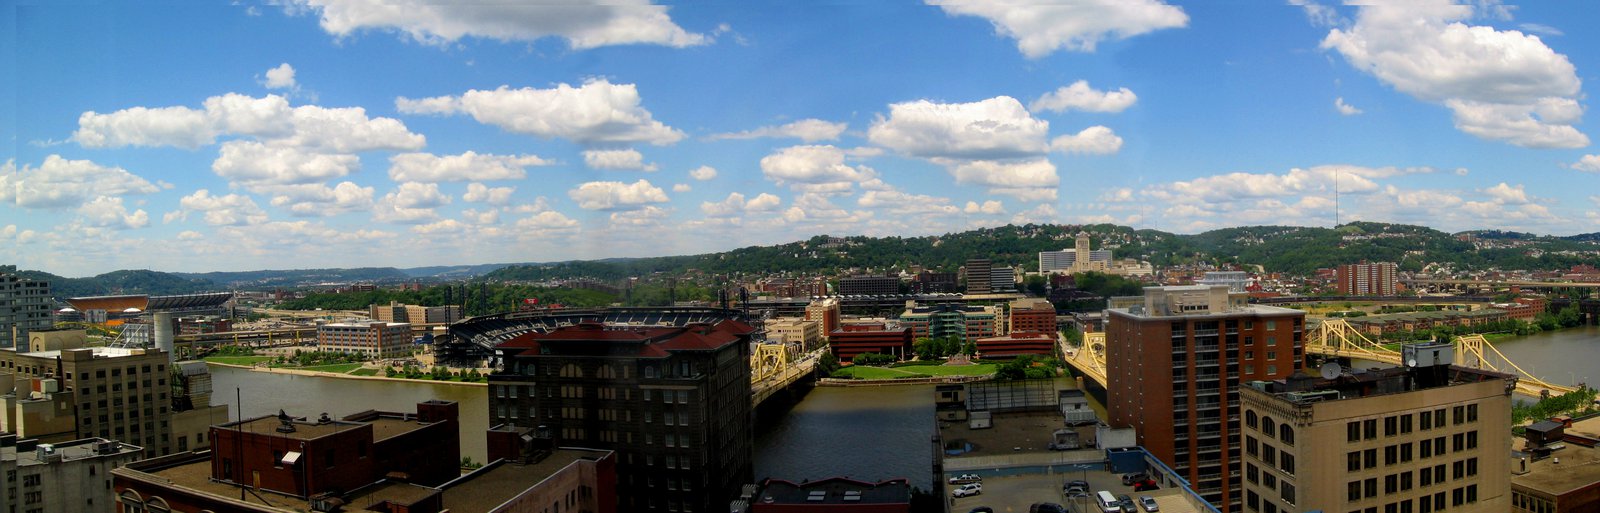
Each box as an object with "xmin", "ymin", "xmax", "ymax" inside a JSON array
[{"xmin": 206, "ymin": 326, "xmax": 1596, "ymax": 489}]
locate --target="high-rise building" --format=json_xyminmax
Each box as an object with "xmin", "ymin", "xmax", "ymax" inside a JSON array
[
  {"xmin": 1106, "ymin": 285, "xmax": 1305, "ymax": 511},
  {"xmin": 0, "ymin": 265, "xmax": 52, "ymax": 349},
  {"xmin": 838, "ymin": 275, "xmax": 900, "ymax": 296},
  {"xmin": 1240, "ymin": 346, "xmax": 1512, "ymax": 513},
  {"xmin": 911, "ymin": 271, "xmax": 958, "ymax": 293},
  {"xmin": 317, "ymin": 321, "xmax": 413, "ymax": 359},
  {"xmin": 1337, "ymin": 262, "xmax": 1399, "ymax": 296},
  {"xmin": 488, "ymin": 318, "xmax": 756, "ymax": 512},
  {"xmin": 1, "ymin": 346, "xmax": 177, "ymax": 455},
  {"xmin": 965, "ymin": 259, "xmax": 992, "ymax": 294},
  {"xmin": 1039, "ymin": 232, "xmax": 1114, "ymax": 274},
  {"xmin": 989, "ymin": 266, "xmax": 1017, "ymax": 292},
  {"xmin": 1, "ymin": 434, "xmax": 144, "ymax": 513},
  {"xmin": 371, "ymin": 301, "xmax": 464, "ymax": 325},
  {"xmin": 805, "ymin": 298, "xmax": 841, "ymax": 336}
]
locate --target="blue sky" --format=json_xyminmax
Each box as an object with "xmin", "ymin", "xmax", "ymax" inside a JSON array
[{"xmin": 3, "ymin": 0, "xmax": 1598, "ymax": 276}]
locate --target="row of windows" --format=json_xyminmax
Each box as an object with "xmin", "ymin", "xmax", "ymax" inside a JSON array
[
  {"xmin": 1345, "ymin": 432, "xmax": 1480, "ymax": 471},
  {"xmin": 1342, "ymin": 486, "xmax": 1477, "ymax": 513},
  {"xmin": 1244, "ymin": 411, "xmax": 1296, "ymax": 446},
  {"xmin": 1347, "ymin": 406, "xmax": 1478, "ymax": 442},
  {"xmin": 1345, "ymin": 459, "xmax": 1478, "ymax": 502}
]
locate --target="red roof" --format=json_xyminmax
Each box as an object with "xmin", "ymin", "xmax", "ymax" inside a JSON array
[{"xmin": 498, "ymin": 319, "xmax": 755, "ymax": 358}]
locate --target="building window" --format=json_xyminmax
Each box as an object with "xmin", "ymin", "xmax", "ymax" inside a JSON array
[
  {"xmin": 1348, "ymin": 422, "xmax": 1360, "ymax": 442},
  {"xmin": 1280, "ymin": 425, "xmax": 1294, "ymax": 446}
]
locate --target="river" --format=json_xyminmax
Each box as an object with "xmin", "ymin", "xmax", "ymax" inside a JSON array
[
  {"xmin": 208, "ymin": 366, "xmax": 492, "ymax": 462},
  {"xmin": 1483, "ymin": 325, "xmax": 1600, "ymax": 388}
]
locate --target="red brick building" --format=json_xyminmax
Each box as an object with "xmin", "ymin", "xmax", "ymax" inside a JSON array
[
  {"xmin": 973, "ymin": 332, "xmax": 1055, "ymax": 358},
  {"xmin": 1007, "ymin": 298, "xmax": 1057, "ymax": 335},
  {"xmin": 829, "ymin": 322, "xmax": 913, "ymax": 361},
  {"xmin": 1106, "ymin": 286, "xmax": 1305, "ymax": 512}
]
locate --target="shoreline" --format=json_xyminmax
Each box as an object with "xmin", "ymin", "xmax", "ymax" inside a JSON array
[
  {"xmin": 205, "ymin": 361, "xmax": 488, "ymax": 387},
  {"xmin": 817, "ymin": 375, "xmax": 992, "ymax": 387}
]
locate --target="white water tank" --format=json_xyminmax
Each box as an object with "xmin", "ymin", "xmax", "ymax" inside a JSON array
[{"xmin": 154, "ymin": 311, "xmax": 175, "ymax": 363}]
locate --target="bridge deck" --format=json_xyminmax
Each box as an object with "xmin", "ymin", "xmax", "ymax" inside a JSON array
[
  {"xmin": 1059, "ymin": 333, "xmax": 1108, "ymax": 390},
  {"xmin": 750, "ymin": 347, "xmax": 825, "ymax": 407}
]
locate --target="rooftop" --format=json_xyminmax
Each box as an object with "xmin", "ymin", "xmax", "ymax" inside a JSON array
[
  {"xmin": 1244, "ymin": 364, "xmax": 1516, "ymax": 406},
  {"xmin": 1512, "ymin": 415, "xmax": 1600, "ymax": 496},
  {"xmin": 4, "ymin": 437, "xmax": 142, "ymax": 466},
  {"xmin": 1109, "ymin": 303, "xmax": 1302, "ymax": 319},
  {"xmin": 219, "ymin": 412, "xmax": 437, "ymax": 443},
  {"xmin": 130, "ymin": 454, "xmax": 439, "ymax": 513},
  {"xmin": 497, "ymin": 318, "xmax": 755, "ymax": 358},
  {"xmin": 441, "ymin": 448, "xmax": 613, "ymax": 512},
  {"xmin": 755, "ymin": 477, "xmax": 910, "ymax": 507}
]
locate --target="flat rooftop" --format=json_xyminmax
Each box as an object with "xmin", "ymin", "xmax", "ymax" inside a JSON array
[
  {"xmin": 6, "ymin": 438, "xmax": 142, "ymax": 466},
  {"xmin": 224, "ymin": 416, "xmax": 371, "ymax": 441},
  {"xmin": 141, "ymin": 456, "xmax": 437, "ymax": 513},
  {"xmin": 441, "ymin": 448, "xmax": 613, "ymax": 512},
  {"xmin": 1107, "ymin": 304, "xmax": 1302, "ymax": 319},
  {"xmin": 1512, "ymin": 415, "xmax": 1600, "ymax": 496},
  {"xmin": 1245, "ymin": 365, "xmax": 1515, "ymax": 405},
  {"xmin": 757, "ymin": 477, "xmax": 910, "ymax": 506}
]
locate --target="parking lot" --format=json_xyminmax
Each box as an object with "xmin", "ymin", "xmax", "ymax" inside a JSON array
[{"xmin": 947, "ymin": 471, "xmax": 1201, "ymax": 513}]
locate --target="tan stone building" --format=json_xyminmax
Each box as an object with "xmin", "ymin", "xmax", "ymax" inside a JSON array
[
  {"xmin": 1, "ymin": 346, "xmax": 177, "ymax": 455},
  {"xmin": 317, "ymin": 321, "xmax": 413, "ymax": 359},
  {"xmin": 1239, "ymin": 349, "xmax": 1513, "ymax": 513},
  {"xmin": 766, "ymin": 317, "xmax": 823, "ymax": 351}
]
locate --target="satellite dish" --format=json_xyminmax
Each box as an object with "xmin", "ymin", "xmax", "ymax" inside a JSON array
[
  {"xmin": 1406, "ymin": 358, "xmax": 1418, "ymax": 368},
  {"xmin": 1319, "ymin": 362, "xmax": 1341, "ymax": 380}
]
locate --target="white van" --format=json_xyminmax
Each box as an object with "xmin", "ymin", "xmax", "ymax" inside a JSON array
[{"xmin": 1096, "ymin": 491, "xmax": 1120, "ymax": 513}]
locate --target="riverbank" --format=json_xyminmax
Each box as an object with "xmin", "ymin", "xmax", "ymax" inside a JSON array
[
  {"xmin": 819, "ymin": 375, "xmax": 991, "ymax": 387},
  {"xmin": 204, "ymin": 361, "xmax": 488, "ymax": 387}
]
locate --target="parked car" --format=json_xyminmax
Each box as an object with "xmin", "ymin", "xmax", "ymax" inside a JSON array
[
  {"xmin": 1120, "ymin": 473, "xmax": 1149, "ymax": 485},
  {"xmin": 1139, "ymin": 496, "xmax": 1160, "ymax": 512},
  {"xmin": 1117, "ymin": 494, "xmax": 1136, "ymax": 513},
  {"xmin": 948, "ymin": 473, "xmax": 983, "ymax": 485},
  {"xmin": 952, "ymin": 483, "xmax": 983, "ymax": 498},
  {"xmin": 1063, "ymin": 479, "xmax": 1090, "ymax": 496},
  {"xmin": 1028, "ymin": 502, "xmax": 1068, "ymax": 513},
  {"xmin": 1132, "ymin": 479, "xmax": 1161, "ymax": 492},
  {"xmin": 968, "ymin": 508, "xmax": 995, "ymax": 513}
]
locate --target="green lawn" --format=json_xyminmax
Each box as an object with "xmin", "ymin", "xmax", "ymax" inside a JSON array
[
  {"xmin": 294, "ymin": 363, "xmax": 364, "ymax": 374},
  {"xmin": 893, "ymin": 363, "xmax": 997, "ymax": 376},
  {"xmin": 349, "ymin": 368, "xmax": 380, "ymax": 376},
  {"xmin": 204, "ymin": 356, "xmax": 273, "ymax": 366},
  {"xmin": 833, "ymin": 363, "xmax": 996, "ymax": 379}
]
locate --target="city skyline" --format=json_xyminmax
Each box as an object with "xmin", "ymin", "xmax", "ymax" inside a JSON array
[{"xmin": 5, "ymin": 1, "xmax": 1600, "ymax": 276}]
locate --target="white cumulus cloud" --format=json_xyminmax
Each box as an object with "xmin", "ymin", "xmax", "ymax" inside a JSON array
[
  {"xmin": 172, "ymin": 190, "xmax": 270, "ymax": 226},
  {"xmin": 213, "ymin": 141, "xmax": 361, "ymax": 185},
  {"xmin": 707, "ymin": 119, "xmax": 848, "ymax": 142},
  {"xmin": 463, "ymin": 183, "xmax": 517, "ymax": 205},
  {"xmin": 927, "ymin": 0, "xmax": 1188, "ymax": 58},
  {"xmin": 284, "ymin": 0, "xmax": 709, "ymax": 49},
  {"xmin": 1569, "ymin": 155, "xmax": 1600, "ymax": 173},
  {"xmin": 397, "ymin": 80, "xmax": 683, "ymax": 146},
  {"xmin": 261, "ymin": 181, "xmax": 375, "ymax": 217},
  {"xmin": 1050, "ymin": 126, "xmax": 1123, "ymax": 155},
  {"xmin": 759, "ymin": 145, "xmax": 876, "ymax": 191},
  {"xmin": 689, "ymin": 165, "xmax": 718, "ymax": 181},
  {"xmin": 1031, "ymin": 81, "xmax": 1138, "ymax": 113},
  {"xmin": 701, "ymin": 192, "xmax": 782, "ymax": 217},
  {"xmin": 1321, "ymin": 2, "xmax": 1588, "ymax": 148},
  {"xmin": 388, "ymin": 151, "xmax": 550, "ymax": 182},
  {"xmin": 78, "ymin": 196, "xmax": 150, "ymax": 229},
  {"xmin": 943, "ymin": 158, "xmax": 1059, "ymax": 202},
  {"xmin": 0, "ymin": 155, "xmax": 161, "ymax": 209},
  {"xmin": 568, "ymin": 179, "xmax": 669, "ymax": 210},
  {"xmin": 964, "ymin": 200, "xmax": 1006, "ymax": 215},
  {"xmin": 264, "ymin": 63, "xmax": 297, "ymax": 90},
  {"xmin": 582, "ymin": 149, "xmax": 658, "ymax": 171},
  {"xmin": 868, "ymin": 96, "xmax": 1049, "ymax": 160},
  {"xmin": 1335, "ymin": 97, "xmax": 1364, "ymax": 116}
]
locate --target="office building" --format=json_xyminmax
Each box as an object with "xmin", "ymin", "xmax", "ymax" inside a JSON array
[
  {"xmin": 317, "ymin": 321, "xmax": 413, "ymax": 359},
  {"xmin": 111, "ymin": 401, "xmax": 474, "ymax": 513},
  {"xmin": 972, "ymin": 332, "xmax": 1055, "ymax": 358},
  {"xmin": 370, "ymin": 301, "xmax": 464, "ymax": 325},
  {"xmin": 0, "ymin": 265, "xmax": 52, "ymax": 349},
  {"xmin": 912, "ymin": 271, "xmax": 958, "ymax": 294},
  {"xmin": 1106, "ymin": 285, "xmax": 1305, "ymax": 511},
  {"xmin": 829, "ymin": 321, "xmax": 913, "ymax": 361},
  {"xmin": 1039, "ymin": 232, "xmax": 1114, "ymax": 274},
  {"xmin": 989, "ymin": 266, "xmax": 1017, "ymax": 292},
  {"xmin": 898, "ymin": 302, "xmax": 998, "ymax": 342},
  {"xmin": 964, "ymin": 259, "xmax": 993, "ymax": 294},
  {"xmin": 1, "ymin": 434, "xmax": 144, "ymax": 513},
  {"xmin": 766, "ymin": 317, "xmax": 824, "ymax": 351},
  {"xmin": 488, "ymin": 318, "xmax": 757, "ymax": 512},
  {"xmin": 1008, "ymin": 298, "xmax": 1057, "ymax": 335},
  {"xmin": 838, "ymin": 274, "xmax": 900, "ymax": 296},
  {"xmin": 1, "ymin": 346, "xmax": 176, "ymax": 455},
  {"xmin": 1337, "ymin": 262, "xmax": 1399, "ymax": 296},
  {"xmin": 1240, "ymin": 346, "xmax": 1512, "ymax": 513},
  {"xmin": 1510, "ymin": 415, "xmax": 1600, "ymax": 513},
  {"xmin": 806, "ymin": 298, "xmax": 841, "ymax": 336}
]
